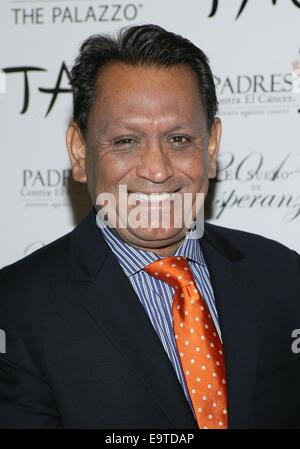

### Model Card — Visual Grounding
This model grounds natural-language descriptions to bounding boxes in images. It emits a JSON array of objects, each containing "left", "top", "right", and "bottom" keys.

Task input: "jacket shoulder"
[
  {"left": 1, "top": 231, "right": 71, "bottom": 278},
  {"left": 0, "top": 229, "right": 72, "bottom": 313},
  {"left": 204, "top": 221, "right": 300, "bottom": 262}
]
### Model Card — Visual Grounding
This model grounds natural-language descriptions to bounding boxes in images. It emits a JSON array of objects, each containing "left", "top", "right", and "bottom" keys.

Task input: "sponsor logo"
[
  {"left": 11, "top": 2, "right": 143, "bottom": 26},
  {"left": 20, "top": 168, "right": 87, "bottom": 209},
  {"left": 2, "top": 62, "right": 71, "bottom": 115},
  {"left": 209, "top": 151, "right": 300, "bottom": 221},
  {"left": 208, "top": 0, "right": 300, "bottom": 20},
  {"left": 215, "top": 66, "right": 300, "bottom": 117}
]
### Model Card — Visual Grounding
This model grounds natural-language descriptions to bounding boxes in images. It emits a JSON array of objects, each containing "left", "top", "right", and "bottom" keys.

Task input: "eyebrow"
[{"left": 102, "top": 124, "right": 203, "bottom": 135}]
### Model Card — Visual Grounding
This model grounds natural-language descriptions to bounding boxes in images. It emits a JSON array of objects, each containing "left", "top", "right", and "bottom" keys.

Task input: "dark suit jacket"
[{"left": 0, "top": 208, "right": 300, "bottom": 429}]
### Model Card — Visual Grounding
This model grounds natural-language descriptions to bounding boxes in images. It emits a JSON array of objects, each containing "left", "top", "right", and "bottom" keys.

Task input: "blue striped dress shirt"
[{"left": 98, "top": 221, "right": 221, "bottom": 416}]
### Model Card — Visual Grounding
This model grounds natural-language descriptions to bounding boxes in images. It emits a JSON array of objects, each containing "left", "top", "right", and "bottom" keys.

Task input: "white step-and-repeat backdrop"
[{"left": 1, "top": 0, "right": 300, "bottom": 267}]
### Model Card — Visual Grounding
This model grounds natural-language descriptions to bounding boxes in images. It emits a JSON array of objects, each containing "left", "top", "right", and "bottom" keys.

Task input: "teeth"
[{"left": 130, "top": 192, "right": 176, "bottom": 202}]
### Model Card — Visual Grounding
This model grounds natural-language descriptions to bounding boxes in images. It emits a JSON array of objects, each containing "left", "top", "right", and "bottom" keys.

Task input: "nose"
[{"left": 136, "top": 143, "right": 174, "bottom": 184}]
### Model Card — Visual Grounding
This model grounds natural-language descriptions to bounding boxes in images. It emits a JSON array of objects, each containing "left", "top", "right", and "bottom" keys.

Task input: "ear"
[
  {"left": 207, "top": 117, "right": 222, "bottom": 179},
  {"left": 66, "top": 122, "right": 87, "bottom": 183}
]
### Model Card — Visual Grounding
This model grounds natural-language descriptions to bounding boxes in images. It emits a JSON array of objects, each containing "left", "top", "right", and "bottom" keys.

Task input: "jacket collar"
[{"left": 69, "top": 207, "right": 243, "bottom": 282}]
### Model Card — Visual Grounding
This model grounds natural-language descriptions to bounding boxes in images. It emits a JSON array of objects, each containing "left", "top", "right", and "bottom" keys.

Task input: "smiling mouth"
[{"left": 128, "top": 191, "right": 181, "bottom": 202}]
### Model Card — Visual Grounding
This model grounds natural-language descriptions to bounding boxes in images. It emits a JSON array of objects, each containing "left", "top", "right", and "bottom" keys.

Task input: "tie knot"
[{"left": 143, "top": 256, "right": 196, "bottom": 289}]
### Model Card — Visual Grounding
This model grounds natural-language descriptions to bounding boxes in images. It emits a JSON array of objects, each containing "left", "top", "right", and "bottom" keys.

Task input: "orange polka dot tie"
[{"left": 143, "top": 256, "right": 228, "bottom": 429}]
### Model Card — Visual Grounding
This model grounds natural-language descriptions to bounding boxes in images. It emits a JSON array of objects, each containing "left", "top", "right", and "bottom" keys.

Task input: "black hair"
[{"left": 69, "top": 24, "right": 218, "bottom": 139}]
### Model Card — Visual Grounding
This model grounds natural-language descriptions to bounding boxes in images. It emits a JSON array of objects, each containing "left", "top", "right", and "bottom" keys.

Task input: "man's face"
[{"left": 67, "top": 63, "right": 221, "bottom": 254}]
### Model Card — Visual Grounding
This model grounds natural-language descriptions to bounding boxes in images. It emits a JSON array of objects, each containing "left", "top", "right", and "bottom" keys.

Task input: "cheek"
[
  {"left": 93, "top": 155, "right": 135, "bottom": 192},
  {"left": 85, "top": 151, "right": 106, "bottom": 195},
  {"left": 180, "top": 153, "right": 209, "bottom": 184}
]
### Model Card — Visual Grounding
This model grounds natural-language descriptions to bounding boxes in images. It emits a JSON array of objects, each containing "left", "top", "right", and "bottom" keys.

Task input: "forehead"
[
  {"left": 96, "top": 62, "right": 200, "bottom": 90},
  {"left": 91, "top": 63, "right": 205, "bottom": 126}
]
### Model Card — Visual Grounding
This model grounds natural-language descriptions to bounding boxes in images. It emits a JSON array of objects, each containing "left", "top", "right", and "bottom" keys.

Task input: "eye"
[
  {"left": 114, "top": 137, "right": 136, "bottom": 145},
  {"left": 170, "top": 135, "right": 191, "bottom": 144}
]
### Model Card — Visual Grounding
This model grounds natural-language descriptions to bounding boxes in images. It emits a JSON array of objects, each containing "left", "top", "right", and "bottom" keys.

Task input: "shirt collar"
[{"left": 98, "top": 218, "right": 207, "bottom": 277}]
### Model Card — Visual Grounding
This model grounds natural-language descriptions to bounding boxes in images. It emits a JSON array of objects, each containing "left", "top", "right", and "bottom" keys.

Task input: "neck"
[{"left": 123, "top": 235, "right": 187, "bottom": 257}]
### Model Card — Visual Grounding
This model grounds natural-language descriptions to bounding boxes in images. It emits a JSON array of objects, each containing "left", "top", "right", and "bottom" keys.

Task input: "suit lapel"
[
  {"left": 201, "top": 224, "right": 260, "bottom": 429},
  {"left": 79, "top": 251, "right": 198, "bottom": 428}
]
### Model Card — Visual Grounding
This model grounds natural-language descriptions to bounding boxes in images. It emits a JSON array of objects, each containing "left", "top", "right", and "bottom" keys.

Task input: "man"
[{"left": 0, "top": 24, "right": 300, "bottom": 429}]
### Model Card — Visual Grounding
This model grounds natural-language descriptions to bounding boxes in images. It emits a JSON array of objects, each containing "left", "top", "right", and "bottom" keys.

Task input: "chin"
[{"left": 122, "top": 225, "right": 186, "bottom": 246}]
